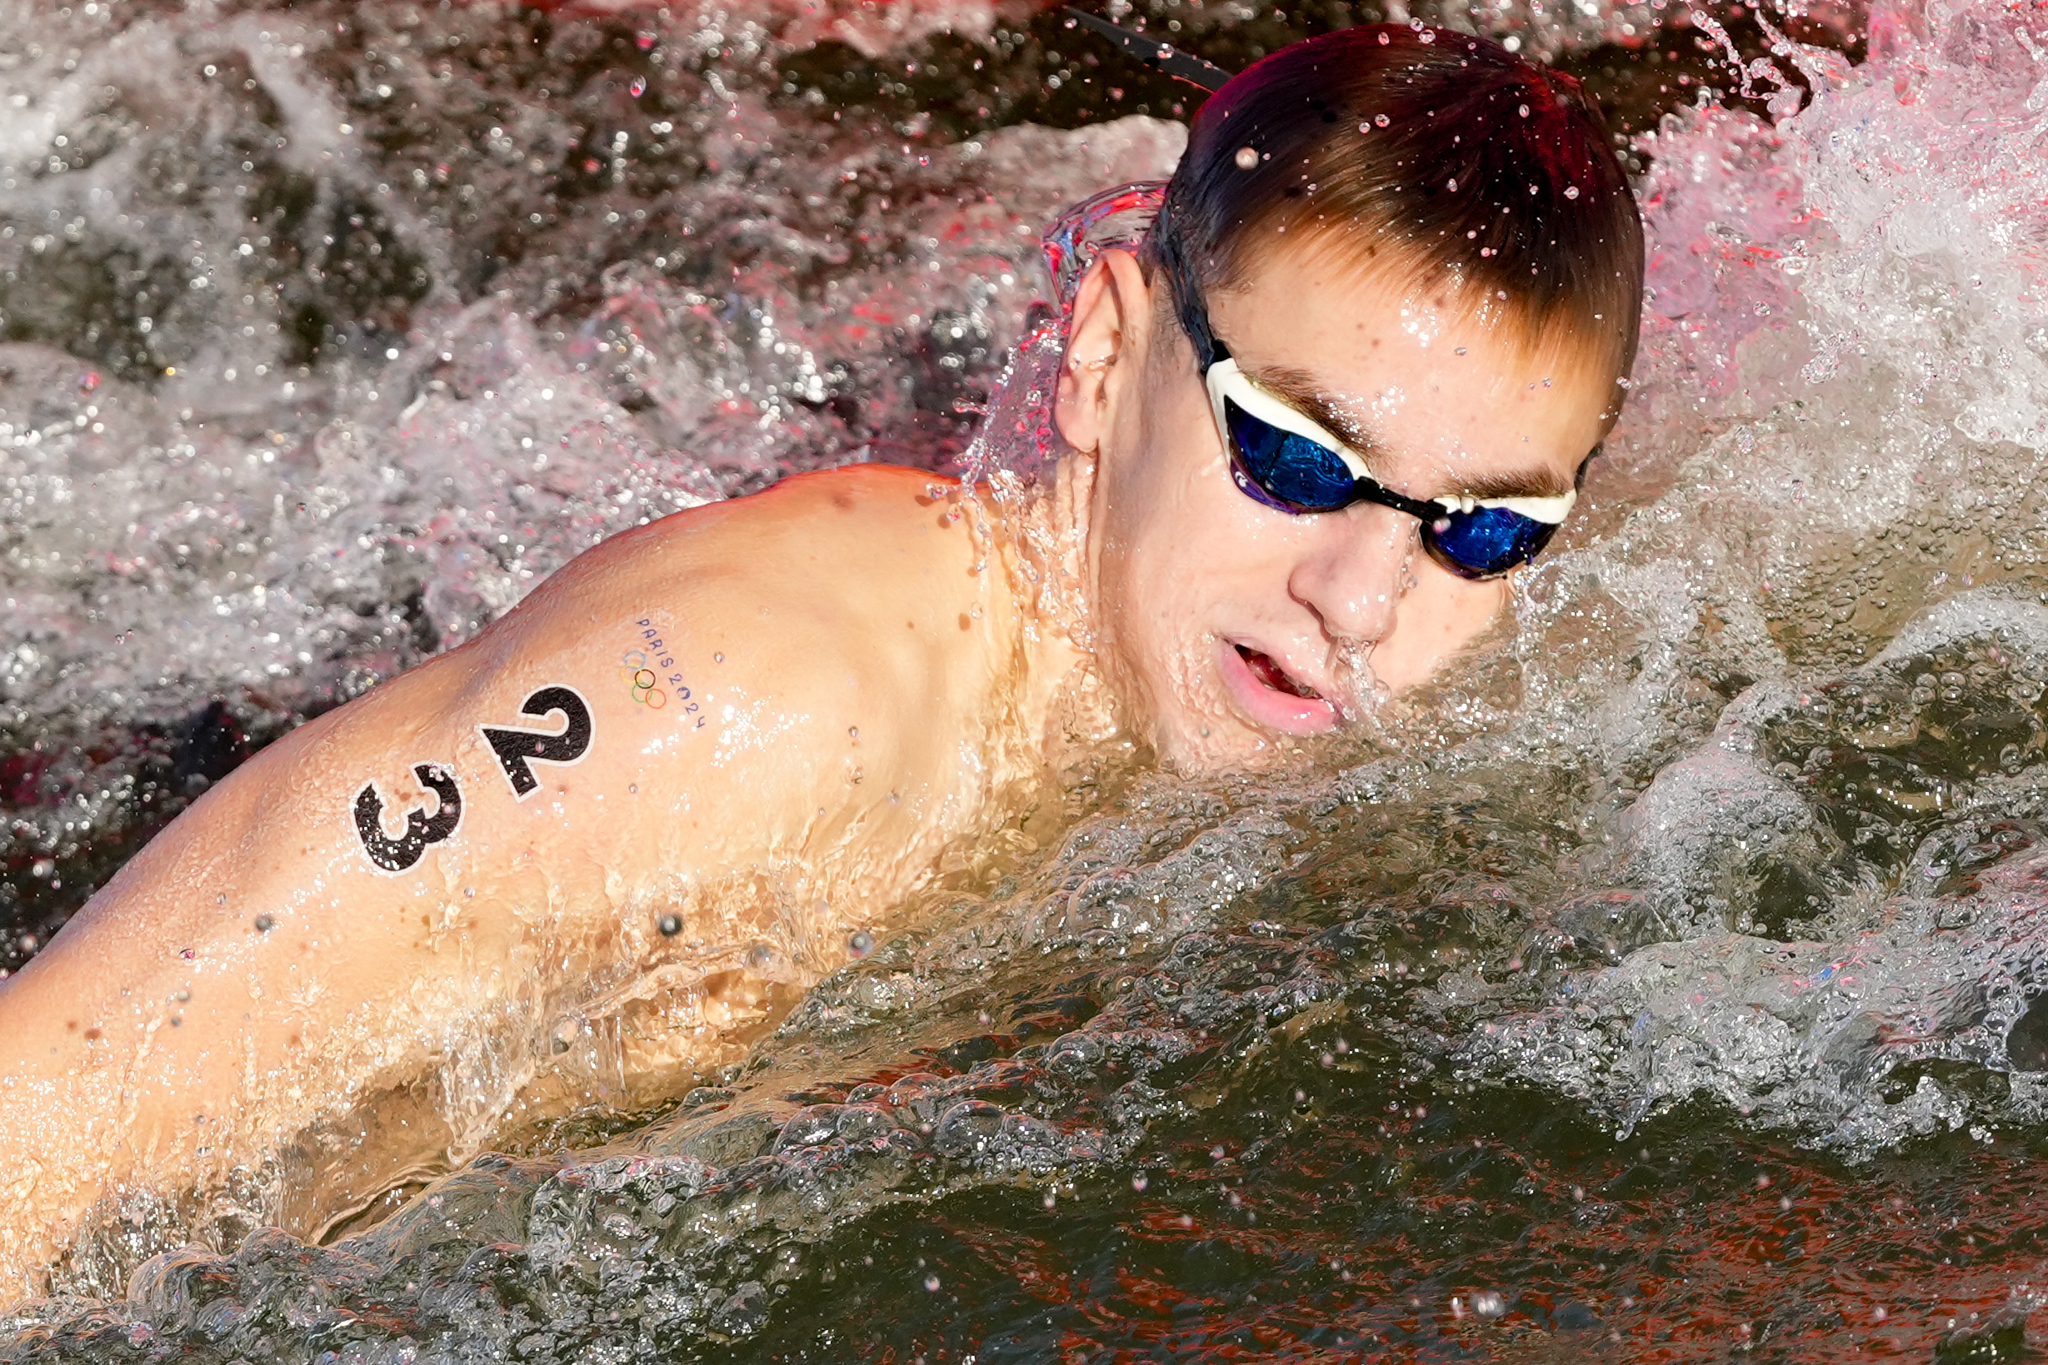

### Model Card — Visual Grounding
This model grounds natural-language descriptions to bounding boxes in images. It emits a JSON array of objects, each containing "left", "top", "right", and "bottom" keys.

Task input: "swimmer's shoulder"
[
  {"left": 453, "top": 464, "right": 999, "bottom": 758},
  {"left": 517, "top": 464, "right": 983, "bottom": 631}
]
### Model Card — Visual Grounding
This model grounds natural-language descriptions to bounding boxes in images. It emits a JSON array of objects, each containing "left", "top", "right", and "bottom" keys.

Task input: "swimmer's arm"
[
  {"left": 0, "top": 577, "right": 812, "bottom": 1088},
  {"left": 0, "top": 649, "right": 521, "bottom": 1137},
  {"left": 0, "top": 466, "right": 971, "bottom": 1277},
  {"left": 0, "top": 660, "right": 494, "bottom": 1279},
  {"left": 1, "top": 466, "right": 950, "bottom": 1072}
]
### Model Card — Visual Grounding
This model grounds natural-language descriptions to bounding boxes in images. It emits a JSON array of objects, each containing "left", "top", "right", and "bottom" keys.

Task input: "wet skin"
[{"left": 0, "top": 240, "right": 1618, "bottom": 1299}]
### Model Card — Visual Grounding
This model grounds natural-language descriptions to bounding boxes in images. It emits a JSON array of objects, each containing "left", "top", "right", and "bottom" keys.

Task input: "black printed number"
[
  {"left": 354, "top": 763, "right": 463, "bottom": 873},
  {"left": 482, "top": 685, "right": 594, "bottom": 799}
]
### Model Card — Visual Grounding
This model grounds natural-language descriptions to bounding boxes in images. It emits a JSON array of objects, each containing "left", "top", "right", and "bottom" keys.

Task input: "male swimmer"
[{"left": 0, "top": 24, "right": 1643, "bottom": 1299}]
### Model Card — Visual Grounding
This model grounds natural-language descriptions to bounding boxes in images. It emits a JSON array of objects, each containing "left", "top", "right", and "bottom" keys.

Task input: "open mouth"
[{"left": 1234, "top": 643, "right": 1322, "bottom": 700}]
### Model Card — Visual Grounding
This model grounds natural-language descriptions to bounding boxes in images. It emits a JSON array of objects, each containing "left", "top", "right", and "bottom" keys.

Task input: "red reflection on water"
[{"left": 901, "top": 1116, "right": 2048, "bottom": 1362}]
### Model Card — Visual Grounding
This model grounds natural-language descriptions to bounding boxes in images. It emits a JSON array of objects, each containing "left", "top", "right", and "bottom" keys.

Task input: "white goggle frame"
[{"left": 1203, "top": 357, "right": 1578, "bottom": 525}]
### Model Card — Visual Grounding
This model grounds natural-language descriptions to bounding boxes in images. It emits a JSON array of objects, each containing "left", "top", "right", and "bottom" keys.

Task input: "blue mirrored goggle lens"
[
  {"left": 1222, "top": 393, "right": 1561, "bottom": 579},
  {"left": 1422, "top": 504, "right": 1558, "bottom": 579},
  {"left": 1223, "top": 398, "right": 1357, "bottom": 512}
]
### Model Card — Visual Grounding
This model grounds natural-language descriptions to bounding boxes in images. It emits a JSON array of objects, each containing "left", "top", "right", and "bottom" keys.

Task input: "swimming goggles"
[{"left": 1153, "top": 216, "right": 1579, "bottom": 581}]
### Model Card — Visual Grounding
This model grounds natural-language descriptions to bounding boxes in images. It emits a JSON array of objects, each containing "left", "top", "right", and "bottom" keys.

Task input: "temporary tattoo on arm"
[
  {"left": 481, "top": 685, "right": 595, "bottom": 799},
  {"left": 625, "top": 619, "right": 706, "bottom": 729},
  {"left": 354, "top": 763, "right": 464, "bottom": 873}
]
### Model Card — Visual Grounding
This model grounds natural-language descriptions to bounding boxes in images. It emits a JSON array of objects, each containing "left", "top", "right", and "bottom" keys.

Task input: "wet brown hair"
[{"left": 1149, "top": 23, "right": 1643, "bottom": 383}]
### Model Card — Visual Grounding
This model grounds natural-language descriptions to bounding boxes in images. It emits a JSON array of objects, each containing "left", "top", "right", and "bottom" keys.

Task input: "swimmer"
[{"left": 0, "top": 23, "right": 1642, "bottom": 1300}]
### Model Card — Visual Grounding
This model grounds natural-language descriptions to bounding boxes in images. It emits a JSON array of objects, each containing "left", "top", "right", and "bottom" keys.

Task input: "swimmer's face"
[{"left": 1055, "top": 241, "right": 1618, "bottom": 770}]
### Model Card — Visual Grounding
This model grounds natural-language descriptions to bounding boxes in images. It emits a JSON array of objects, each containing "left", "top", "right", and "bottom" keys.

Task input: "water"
[{"left": 8, "top": 0, "right": 2048, "bottom": 1357}]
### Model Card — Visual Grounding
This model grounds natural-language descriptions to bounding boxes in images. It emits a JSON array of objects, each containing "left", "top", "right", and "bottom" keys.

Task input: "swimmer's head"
[
  {"left": 1054, "top": 25, "right": 1642, "bottom": 770},
  {"left": 1154, "top": 23, "right": 1643, "bottom": 399}
]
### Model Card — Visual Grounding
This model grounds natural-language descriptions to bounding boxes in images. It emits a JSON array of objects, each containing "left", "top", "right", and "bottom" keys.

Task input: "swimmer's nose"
[{"left": 1286, "top": 503, "right": 1414, "bottom": 648}]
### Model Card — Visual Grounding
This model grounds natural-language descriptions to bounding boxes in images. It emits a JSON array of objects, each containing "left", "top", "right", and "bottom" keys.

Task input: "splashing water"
[{"left": 13, "top": 0, "right": 2048, "bottom": 1358}]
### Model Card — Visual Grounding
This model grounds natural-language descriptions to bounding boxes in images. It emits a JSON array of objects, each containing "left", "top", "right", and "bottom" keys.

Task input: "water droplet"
[
  {"left": 1564, "top": 185, "right": 1581, "bottom": 199},
  {"left": 849, "top": 930, "right": 874, "bottom": 957},
  {"left": 1131, "top": 1173, "right": 1148, "bottom": 1191},
  {"left": 923, "top": 1272, "right": 941, "bottom": 1292},
  {"left": 1473, "top": 1291, "right": 1506, "bottom": 1318},
  {"left": 658, "top": 914, "right": 682, "bottom": 936},
  {"left": 629, "top": 76, "right": 647, "bottom": 97},
  {"left": 254, "top": 914, "right": 274, "bottom": 932},
  {"left": 1234, "top": 146, "right": 1259, "bottom": 170},
  {"left": 1518, "top": 103, "right": 1530, "bottom": 117},
  {"left": 713, "top": 652, "right": 725, "bottom": 663},
  {"left": 1375, "top": 113, "right": 1391, "bottom": 128}
]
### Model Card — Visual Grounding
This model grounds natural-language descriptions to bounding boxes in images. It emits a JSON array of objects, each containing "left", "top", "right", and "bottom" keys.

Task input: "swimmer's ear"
[{"left": 1054, "top": 248, "right": 1153, "bottom": 457}]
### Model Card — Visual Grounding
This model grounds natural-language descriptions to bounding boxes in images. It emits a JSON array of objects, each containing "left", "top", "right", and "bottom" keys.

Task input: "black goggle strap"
[
  {"left": 1351, "top": 468, "right": 1450, "bottom": 525},
  {"left": 1152, "top": 201, "right": 1229, "bottom": 372},
  {"left": 1062, "top": 8, "right": 1234, "bottom": 92}
]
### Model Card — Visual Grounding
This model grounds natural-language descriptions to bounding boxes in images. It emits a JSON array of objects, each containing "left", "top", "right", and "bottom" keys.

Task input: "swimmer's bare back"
[{"left": 0, "top": 465, "right": 1080, "bottom": 1299}]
